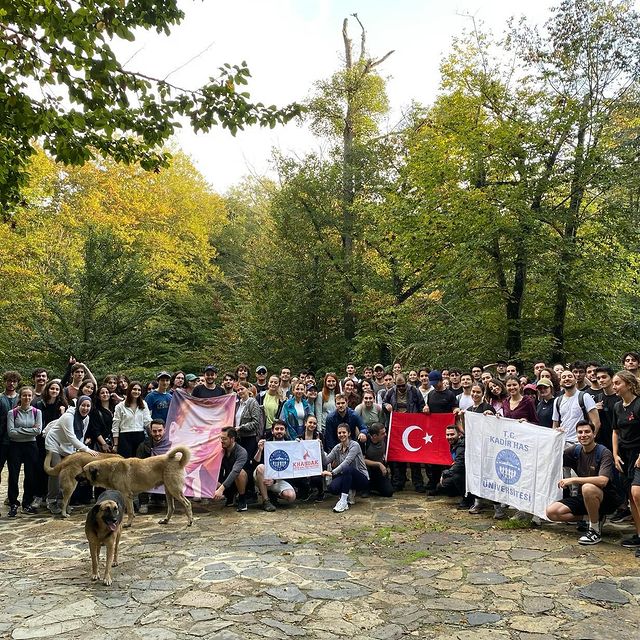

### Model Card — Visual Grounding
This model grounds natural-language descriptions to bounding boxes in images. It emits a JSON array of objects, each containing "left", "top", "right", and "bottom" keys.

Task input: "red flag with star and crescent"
[{"left": 386, "top": 412, "right": 454, "bottom": 465}]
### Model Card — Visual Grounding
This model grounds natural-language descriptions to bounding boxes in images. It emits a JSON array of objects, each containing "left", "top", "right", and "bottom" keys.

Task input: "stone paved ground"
[{"left": 1, "top": 490, "right": 639, "bottom": 640}]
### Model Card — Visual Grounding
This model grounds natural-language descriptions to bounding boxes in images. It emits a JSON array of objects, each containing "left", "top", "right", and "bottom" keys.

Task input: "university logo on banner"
[
  {"left": 150, "top": 389, "right": 235, "bottom": 499},
  {"left": 264, "top": 440, "right": 323, "bottom": 480},
  {"left": 464, "top": 412, "right": 564, "bottom": 520},
  {"left": 386, "top": 413, "right": 454, "bottom": 465}
]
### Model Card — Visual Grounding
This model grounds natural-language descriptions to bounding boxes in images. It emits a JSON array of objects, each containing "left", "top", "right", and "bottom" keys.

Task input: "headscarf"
[{"left": 74, "top": 395, "right": 92, "bottom": 439}]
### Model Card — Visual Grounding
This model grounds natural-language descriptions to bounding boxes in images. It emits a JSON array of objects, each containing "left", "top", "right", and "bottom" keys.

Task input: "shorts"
[
  {"left": 560, "top": 491, "right": 619, "bottom": 517},
  {"left": 620, "top": 449, "right": 640, "bottom": 492},
  {"left": 253, "top": 467, "right": 294, "bottom": 496},
  {"left": 632, "top": 467, "right": 640, "bottom": 488}
]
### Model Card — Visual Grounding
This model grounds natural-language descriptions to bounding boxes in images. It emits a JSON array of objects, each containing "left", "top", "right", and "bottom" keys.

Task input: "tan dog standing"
[
  {"left": 44, "top": 450, "right": 121, "bottom": 517},
  {"left": 85, "top": 489, "right": 125, "bottom": 586},
  {"left": 81, "top": 445, "right": 193, "bottom": 527}
]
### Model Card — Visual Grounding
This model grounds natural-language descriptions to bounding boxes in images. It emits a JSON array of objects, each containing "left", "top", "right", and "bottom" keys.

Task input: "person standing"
[
  {"left": 7, "top": 386, "right": 42, "bottom": 516},
  {"left": 611, "top": 371, "right": 640, "bottom": 551},
  {"left": 112, "top": 382, "right": 151, "bottom": 458},
  {"left": 145, "top": 372, "right": 173, "bottom": 422},
  {"left": 192, "top": 365, "right": 225, "bottom": 398},
  {"left": 0, "top": 371, "right": 21, "bottom": 501}
]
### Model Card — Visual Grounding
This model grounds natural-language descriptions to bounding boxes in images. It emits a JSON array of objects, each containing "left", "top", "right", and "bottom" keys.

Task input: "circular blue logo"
[
  {"left": 495, "top": 449, "right": 521, "bottom": 485},
  {"left": 269, "top": 449, "right": 290, "bottom": 472}
]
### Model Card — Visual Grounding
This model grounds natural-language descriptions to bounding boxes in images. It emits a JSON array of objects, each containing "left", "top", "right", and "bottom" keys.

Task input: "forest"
[{"left": 1, "top": 0, "right": 639, "bottom": 378}]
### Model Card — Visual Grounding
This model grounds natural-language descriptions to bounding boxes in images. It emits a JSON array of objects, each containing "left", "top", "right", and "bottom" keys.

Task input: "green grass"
[{"left": 398, "top": 550, "right": 431, "bottom": 565}]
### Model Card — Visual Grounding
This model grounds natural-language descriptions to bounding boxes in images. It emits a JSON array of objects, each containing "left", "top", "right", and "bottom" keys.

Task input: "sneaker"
[
  {"left": 31, "top": 497, "right": 43, "bottom": 509},
  {"left": 333, "top": 498, "right": 349, "bottom": 513},
  {"left": 263, "top": 500, "right": 276, "bottom": 512},
  {"left": 493, "top": 505, "right": 507, "bottom": 520},
  {"left": 138, "top": 504, "right": 148, "bottom": 514},
  {"left": 620, "top": 534, "right": 640, "bottom": 548},
  {"left": 457, "top": 498, "right": 473, "bottom": 510},
  {"left": 468, "top": 503, "right": 483, "bottom": 515},
  {"left": 576, "top": 520, "right": 588, "bottom": 532},
  {"left": 610, "top": 508, "right": 632, "bottom": 523},
  {"left": 48, "top": 502, "right": 62, "bottom": 515},
  {"left": 236, "top": 497, "right": 248, "bottom": 512},
  {"left": 22, "top": 505, "right": 37, "bottom": 515},
  {"left": 347, "top": 490, "right": 356, "bottom": 505},
  {"left": 579, "top": 528, "right": 602, "bottom": 545},
  {"left": 8, "top": 505, "right": 18, "bottom": 517},
  {"left": 314, "top": 492, "right": 325, "bottom": 503}
]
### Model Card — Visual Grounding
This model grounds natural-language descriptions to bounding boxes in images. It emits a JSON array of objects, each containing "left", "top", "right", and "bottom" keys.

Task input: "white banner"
[
  {"left": 464, "top": 412, "right": 564, "bottom": 520},
  {"left": 264, "top": 440, "right": 323, "bottom": 479}
]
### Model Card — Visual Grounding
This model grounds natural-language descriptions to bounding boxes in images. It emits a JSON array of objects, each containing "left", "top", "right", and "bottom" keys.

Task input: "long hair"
[
  {"left": 614, "top": 370, "right": 640, "bottom": 397},
  {"left": 95, "top": 385, "right": 116, "bottom": 412},
  {"left": 539, "top": 368, "right": 560, "bottom": 394},
  {"left": 485, "top": 378, "right": 507, "bottom": 403},
  {"left": 125, "top": 380, "right": 146, "bottom": 410},
  {"left": 322, "top": 373, "right": 338, "bottom": 403},
  {"left": 42, "top": 379, "right": 69, "bottom": 409}
]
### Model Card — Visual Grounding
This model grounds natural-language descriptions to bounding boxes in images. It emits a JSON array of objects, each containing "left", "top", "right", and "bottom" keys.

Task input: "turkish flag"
[{"left": 386, "top": 412, "right": 454, "bottom": 465}]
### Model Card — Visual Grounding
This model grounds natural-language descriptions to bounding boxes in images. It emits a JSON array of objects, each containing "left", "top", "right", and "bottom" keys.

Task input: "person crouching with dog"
[
  {"left": 44, "top": 395, "right": 99, "bottom": 514},
  {"left": 136, "top": 418, "right": 171, "bottom": 514}
]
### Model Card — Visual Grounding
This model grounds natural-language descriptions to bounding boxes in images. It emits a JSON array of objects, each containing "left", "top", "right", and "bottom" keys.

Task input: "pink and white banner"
[{"left": 151, "top": 389, "right": 235, "bottom": 498}]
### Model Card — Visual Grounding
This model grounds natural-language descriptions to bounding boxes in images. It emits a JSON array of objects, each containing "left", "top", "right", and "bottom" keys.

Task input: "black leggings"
[
  {"left": 117, "top": 431, "right": 145, "bottom": 458},
  {"left": 328, "top": 466, "right": 370, "bottom": 495}
]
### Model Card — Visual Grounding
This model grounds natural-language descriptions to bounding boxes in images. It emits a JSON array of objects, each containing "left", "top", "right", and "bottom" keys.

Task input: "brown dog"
[
  {"left": 85, "top": 489, "right": 124, "bottom": 586},
  {"left": 81, "top": 446, "right": 193, "bottom": 527},
  {"left": 44, "top": 450, "right": 121, "bottom": 517}
]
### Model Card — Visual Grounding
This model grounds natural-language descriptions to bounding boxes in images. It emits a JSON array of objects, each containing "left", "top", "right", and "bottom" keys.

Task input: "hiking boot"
[
  {"left": 48, "top": 501, "right": 62, "bottom": 515},
  {"left": 493, "top": 505, "right": 507, "bottom": 520},
  {"left": 263, "top": 500, "right": 276, "bottom": 512}
]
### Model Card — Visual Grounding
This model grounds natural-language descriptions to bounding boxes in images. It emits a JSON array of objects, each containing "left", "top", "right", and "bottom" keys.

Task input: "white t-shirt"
[
  {"left": 551, "top": 391, "right": 596, "bottom": 443},
  {"left": 294, "top": 401, "right": 305, "bottom": 426},
  {"left": 458, "top": 393, "right": 474, "bottom": 411}
]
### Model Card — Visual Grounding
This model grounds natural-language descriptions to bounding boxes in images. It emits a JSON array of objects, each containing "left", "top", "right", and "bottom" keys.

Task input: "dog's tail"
[
  {"left": 43, "top": 450, "right": 61, "bottom": 476},
  {"left": 166, "top": 445, "right": 191, "bottom": 468}
]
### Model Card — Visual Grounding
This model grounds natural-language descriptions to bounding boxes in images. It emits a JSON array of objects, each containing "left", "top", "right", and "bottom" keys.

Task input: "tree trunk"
[{"left": 550, "top": 100, "right": 588, "bottom": 363}]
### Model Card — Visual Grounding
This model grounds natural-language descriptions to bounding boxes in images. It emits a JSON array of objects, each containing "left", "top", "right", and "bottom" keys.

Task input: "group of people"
[{"left": 1, "top": 354, "right": 639, "bottom": 558}]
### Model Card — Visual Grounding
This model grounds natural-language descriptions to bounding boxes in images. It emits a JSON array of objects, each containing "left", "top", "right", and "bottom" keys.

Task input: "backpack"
[
  {"left": 12, "top": 406, "right": 38, "bottom": 421},
  {"left": 571, "top": 443, "right": 606, "bottom": 469},
  {"left": 554, "top": 391, "right": 589, "bottom": 423}
]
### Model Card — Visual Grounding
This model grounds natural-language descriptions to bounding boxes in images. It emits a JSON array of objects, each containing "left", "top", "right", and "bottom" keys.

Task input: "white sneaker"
[
  {"left": 333, "top": 498, "right": 349, "bottom": 513},
  {"left": 347, "top": 490, "right": 356, "bottom": 505}
]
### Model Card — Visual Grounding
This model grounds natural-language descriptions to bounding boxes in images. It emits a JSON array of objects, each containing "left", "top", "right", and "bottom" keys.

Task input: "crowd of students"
[{"left": 1, "top": 354, "right": 639, "bottom": 558}]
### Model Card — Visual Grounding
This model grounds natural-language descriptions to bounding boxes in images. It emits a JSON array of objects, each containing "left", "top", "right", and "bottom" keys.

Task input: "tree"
[
  {"left": 0, "top": 1, "right": 302, "bottom": 218},
  {"left": 511, "top": 0, "right": 640, "bottom": 361},
  {"left": 307, "top": 14, "right": 393, "bottom": 342}
]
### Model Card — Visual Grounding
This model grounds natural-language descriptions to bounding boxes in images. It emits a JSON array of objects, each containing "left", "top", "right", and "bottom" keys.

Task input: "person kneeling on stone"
[
  {"left": 253, "top": 419, "right": 297, "bottom": 512},
  {"left": 431, "top": 425, "right": 466, "bottom": 500},
  {"left": 322, "top": 423, "right": 370, "bottom": 513},
  {"left": 546, "top": 420, "right": 620, "bottom": 545},
  {"left": 213, "top": 427, "right": 249, "bottom": 512}
]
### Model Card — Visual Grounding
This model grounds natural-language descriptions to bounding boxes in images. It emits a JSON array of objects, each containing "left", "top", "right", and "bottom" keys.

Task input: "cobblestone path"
[{"left": 1, "top": 492, "right": 639, "bottom": 639}]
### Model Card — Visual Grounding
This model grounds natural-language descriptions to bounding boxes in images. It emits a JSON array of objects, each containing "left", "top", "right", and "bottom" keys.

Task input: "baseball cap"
[
  {"left": 156, "top": 371, "right": 171, "bottom": 380},
  {"left": 256, "top": 365, "right": 267, "bottom": 374},
  {"left": 185, "top": 374, "right": 198, "bottom": 382},
  {"left": 536, "top": 379, "right": 552, "bottom": 388},
  {"left": 373, "top": 363, "right": 384, "bottom": 371},
  {"left": 204, "top": 365, "right": 218, "bottom": 373},
  {"left": 523, "top": 383, "right": 538, "bottom": 393},
  {"left": 428, "top": 370, "right": 443, "bottom": 383}
]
